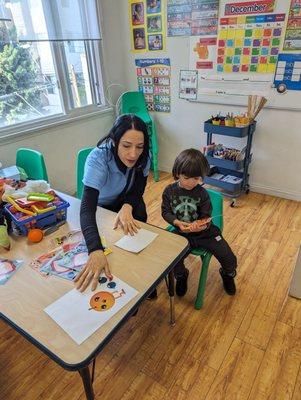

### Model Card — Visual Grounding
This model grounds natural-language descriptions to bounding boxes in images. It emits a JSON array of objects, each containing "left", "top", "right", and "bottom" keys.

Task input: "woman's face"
[{"left": 117, "top": 129, "right": 144, "bottom": 168}]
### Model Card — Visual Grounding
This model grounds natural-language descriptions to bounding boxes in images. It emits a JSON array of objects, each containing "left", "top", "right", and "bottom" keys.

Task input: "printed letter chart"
[{"left": 217, "top": 14, "right": 286, "bottom": 73}]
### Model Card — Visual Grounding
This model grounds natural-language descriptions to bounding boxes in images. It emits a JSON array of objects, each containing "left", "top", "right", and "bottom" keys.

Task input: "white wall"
[
  {"left": 0, "top": 112, "right": 114, "bottom": 194},
  {"left": 116, "top": 1, "right": 301, "bottom": 201}
]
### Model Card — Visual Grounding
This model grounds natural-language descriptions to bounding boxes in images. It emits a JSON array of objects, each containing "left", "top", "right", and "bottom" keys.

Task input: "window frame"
[{"left": 0, "top": 6, "right": 108, "bottom": 139}]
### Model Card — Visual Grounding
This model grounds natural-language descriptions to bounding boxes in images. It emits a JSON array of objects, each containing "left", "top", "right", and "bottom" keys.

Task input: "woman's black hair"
[
  {"left": 172, "top": 148, "right": 210, "bottom": 180},
  {"left": 97, "top": 114, "right": 150, "bottom": 170}
]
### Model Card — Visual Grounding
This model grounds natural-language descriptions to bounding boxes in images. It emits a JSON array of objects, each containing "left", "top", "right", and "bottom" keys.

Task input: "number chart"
[{"left": 217, "top": 13, "right": 286, "bottom": 73}]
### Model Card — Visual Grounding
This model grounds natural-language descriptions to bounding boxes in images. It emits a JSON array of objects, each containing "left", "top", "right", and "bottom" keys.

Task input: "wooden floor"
[{"left": 1, "top": 171, "right": 301, "bottom": 400}]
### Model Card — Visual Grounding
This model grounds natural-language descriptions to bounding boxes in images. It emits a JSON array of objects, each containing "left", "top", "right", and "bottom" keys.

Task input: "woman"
[{"left": 74, "top": 114, "right": 150, "bottom": 292}]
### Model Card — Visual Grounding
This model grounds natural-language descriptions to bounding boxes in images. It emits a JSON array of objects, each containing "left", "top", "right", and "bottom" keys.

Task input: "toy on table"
[{"left": 4, "top": 190, "right": 70, "bottom": 236}]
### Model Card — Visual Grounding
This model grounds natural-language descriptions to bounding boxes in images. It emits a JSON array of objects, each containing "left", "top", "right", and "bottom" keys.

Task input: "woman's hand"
[
  {"left": 113, "top": 203, "right": 140, "bottom": 235},
  {"left": 74, "top": 250, "right": 112, "bottom": 292}
]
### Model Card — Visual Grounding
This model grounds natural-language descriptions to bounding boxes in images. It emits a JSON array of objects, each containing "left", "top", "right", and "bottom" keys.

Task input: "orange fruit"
[{"left": 27, "top": 228, "right": 44, "bottom": 243}]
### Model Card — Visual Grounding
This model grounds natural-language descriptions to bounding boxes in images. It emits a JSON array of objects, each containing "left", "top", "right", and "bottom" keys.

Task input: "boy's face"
[{"left": 178, "top": 174, "right": 202, "bottom": 190}]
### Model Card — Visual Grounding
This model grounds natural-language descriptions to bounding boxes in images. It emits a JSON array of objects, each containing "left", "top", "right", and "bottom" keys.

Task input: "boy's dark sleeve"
[
  {"left": 80, "top": 185, "right": 104, "bottom": 254},
  {"left": 161, "top": 186, "right": 177, "bottom": 225},
  {"left": 198, "top": 189, "right": 212, "bottom": 218},
  {"left": 124, "top": 170, "right": 147, "bottom": 209}
]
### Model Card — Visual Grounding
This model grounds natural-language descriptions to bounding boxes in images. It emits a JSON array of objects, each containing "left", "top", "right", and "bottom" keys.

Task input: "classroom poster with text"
[
  {"left": 284, "top": 0, "right": 301, "bottom": 51},
  {"left": 135, "top": 58, "right": 171, "bottom": 112}
]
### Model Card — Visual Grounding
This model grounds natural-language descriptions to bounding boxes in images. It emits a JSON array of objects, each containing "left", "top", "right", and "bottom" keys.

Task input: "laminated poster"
[
  {"left": 167, "top": 0, "right": 220, "bottom": 37},
  {"left": 284, "top": 0, "right": 301, "bottom": 51},
  {"left": 129, "top": 0, "right": 166, "bottom": 52},
  {"left": 135, "top": 58, "right": 171, "bottom": 112}
]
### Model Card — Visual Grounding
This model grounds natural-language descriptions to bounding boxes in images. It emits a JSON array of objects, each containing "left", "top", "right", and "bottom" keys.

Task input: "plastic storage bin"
[
  {"left": 204, "top": 167, "right": 244, "bottom": 193},
  {"left": 204, "top": 120, "right": 256, "bottom": 138},
  {"left": 5, "top": 194, "right": 70, "bottom": 235},
  {"left": 206, "top": 150, "right": 251, "bottom": 171}
]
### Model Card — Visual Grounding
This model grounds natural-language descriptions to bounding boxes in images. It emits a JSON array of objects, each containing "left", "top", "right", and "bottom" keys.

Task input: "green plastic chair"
[
  {"left": 76, "top": 147, "right": 93, "bottom": 199},
  {"left": 167, "top": 188, "right": 223, "bottom": 310},
  {"left": 16, "top": 148, "right": 49, "bottom": 181},
  {"left": 120, "top": 91, "right": 159, "bottom": 182}
]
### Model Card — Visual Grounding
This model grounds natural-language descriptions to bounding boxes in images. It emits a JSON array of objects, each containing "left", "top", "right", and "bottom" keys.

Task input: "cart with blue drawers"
[{"left": 203, "top": 119, "right": 256, "bottom": 207}]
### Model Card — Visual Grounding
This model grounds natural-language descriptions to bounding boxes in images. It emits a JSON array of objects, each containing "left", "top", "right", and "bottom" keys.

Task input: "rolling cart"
[{"left": 203, "top": 119, "right": 256, "bottom": 207}]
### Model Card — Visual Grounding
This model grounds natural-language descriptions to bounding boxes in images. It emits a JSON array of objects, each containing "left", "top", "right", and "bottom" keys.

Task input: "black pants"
[
  {"left": 101, "top": 199, "right": 147, "bottom": 223},
  {"left": 174, "top": 224, "right": 237, "bottom": 278}
]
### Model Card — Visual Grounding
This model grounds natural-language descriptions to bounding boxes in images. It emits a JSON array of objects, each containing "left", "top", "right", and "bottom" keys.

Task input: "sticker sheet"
[{"left": 135, "top": 58, "right": 171, "bottom": 112}]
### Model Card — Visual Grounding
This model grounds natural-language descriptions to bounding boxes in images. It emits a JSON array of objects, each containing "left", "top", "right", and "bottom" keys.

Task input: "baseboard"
[{"left": 250, "top": 184, "right": 301, "bottom": 202}]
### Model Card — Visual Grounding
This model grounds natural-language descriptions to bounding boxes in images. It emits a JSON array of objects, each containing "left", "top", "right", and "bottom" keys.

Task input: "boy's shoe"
[
  {"left": 219, "top": 268, "right": 236, "bottom": 295},
  {"left": 176, "top": 268, "right": 189, "bottom": 297},
  {"left": 147, "top": 288, "right": 158, "bottom": 300}
]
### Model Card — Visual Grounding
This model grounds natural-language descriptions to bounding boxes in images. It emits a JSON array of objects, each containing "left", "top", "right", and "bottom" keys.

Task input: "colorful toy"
[{"left": 27, "top": 229, "right": 44, "bottom": 243}]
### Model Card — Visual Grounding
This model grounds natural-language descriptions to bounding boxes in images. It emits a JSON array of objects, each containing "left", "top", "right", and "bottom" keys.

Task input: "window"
[{"left": 0, "top": 0, "right": 105, "bottom": 131}]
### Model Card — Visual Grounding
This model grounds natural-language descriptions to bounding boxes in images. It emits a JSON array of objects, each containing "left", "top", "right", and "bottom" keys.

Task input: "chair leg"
[
  {"left": 149, "top": 120, "right": 159, "bottom": 182},
  {"left": 194, "top": 253, "right": 212, "bottom": 310}
]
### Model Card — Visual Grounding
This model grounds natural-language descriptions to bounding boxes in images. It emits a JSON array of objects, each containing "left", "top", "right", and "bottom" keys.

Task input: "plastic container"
[
  {"left": 4, "top": 194, "right": 70, "bottom": 235},
  {"left": 204, "top": 167, "right": 244, "bottom": 193},
  {"left": 206, "top": 151, "right": 252, "bottom": 171},
  {"left": 204, "top": 119, "right": 256, "bottom": 138}
]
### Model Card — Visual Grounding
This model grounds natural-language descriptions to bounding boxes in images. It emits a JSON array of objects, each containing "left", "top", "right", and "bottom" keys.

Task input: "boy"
[{"left": 161, "top": 148, "right": 237, "bottom": 297}]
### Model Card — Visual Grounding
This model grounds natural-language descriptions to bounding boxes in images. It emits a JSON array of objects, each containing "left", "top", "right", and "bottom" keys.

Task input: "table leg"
[
  {"left": 79, "top": 365, "right": 94, "bottom": 400},
  {"left": 168, "top": 270, "right": 176, "bottom": 326}
]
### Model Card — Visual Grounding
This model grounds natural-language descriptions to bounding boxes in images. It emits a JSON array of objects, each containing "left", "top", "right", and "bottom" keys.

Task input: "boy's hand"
[{"left": 174, "top": 219, "right": 191, "bottom": 232}]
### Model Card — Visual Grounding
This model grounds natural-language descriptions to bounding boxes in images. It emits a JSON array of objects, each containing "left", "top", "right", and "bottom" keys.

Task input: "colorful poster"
[
  {"left": 190, "top": 37, "right": 217, "bottom": 70},
  {"left": 225, "top": 0, "right": 275, "bottom": 16},
  {"left": 179, "top": 70, "right": 198, "bottom": 99},
  {"left": 274, "top": 54, "right": 301, "bottom": 91},
  {"left": 167, "top": 0, "right": 220, "bottom": 37},
  {"left": 129, "top": 0, "right": 166, "bottom": 52},
  {"left": 135, "top": 58, "right": 171, "bottom": 112},
  {"left": 217, "top": 13, "right": 285, "bottom": 73},
  {"left": 284, "top": 0, "right": 301, "bottom": 50}
]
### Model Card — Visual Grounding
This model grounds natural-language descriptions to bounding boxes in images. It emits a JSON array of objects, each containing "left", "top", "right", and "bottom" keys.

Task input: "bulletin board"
[{"left": 190, "top": 0, "right": 301, "bottom": 111}]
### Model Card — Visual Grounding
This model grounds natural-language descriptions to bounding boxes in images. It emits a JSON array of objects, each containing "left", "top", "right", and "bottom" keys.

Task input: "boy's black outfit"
[{"left": 162, "top": 182, "right": 237, "bottom": 295}]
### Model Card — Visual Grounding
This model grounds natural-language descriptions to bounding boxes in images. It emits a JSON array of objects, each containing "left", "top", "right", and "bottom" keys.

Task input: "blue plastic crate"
[
  {"left": 206, "top": 152, "right": 245, "bottom": 171},
  {"left": 204, "top": 167, "right": 244, "bottom": 193},
  {"left": 4, "top": 194, "right": 70, "bottom": 235}
]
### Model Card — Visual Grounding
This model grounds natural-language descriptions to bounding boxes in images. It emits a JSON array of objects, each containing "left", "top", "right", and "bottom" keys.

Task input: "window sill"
[{"left": 0, "top": 106, "right": 114, "bottom": 145}]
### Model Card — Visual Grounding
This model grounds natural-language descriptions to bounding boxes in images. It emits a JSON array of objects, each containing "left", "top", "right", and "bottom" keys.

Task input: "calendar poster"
[
  {"left": 135, "top": 58, "right": 171, "bottom": 112},
  {"left": 217, "top": 13, "right": 286, "bottom": 73}
]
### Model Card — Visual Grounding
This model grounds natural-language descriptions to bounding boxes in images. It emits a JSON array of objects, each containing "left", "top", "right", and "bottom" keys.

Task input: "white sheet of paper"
[
  {"left": 44, "top": 275, "right": 138, "bottom": 345},
  {"left": 114, "top": 228, "right": 158, "bottom": 253}
]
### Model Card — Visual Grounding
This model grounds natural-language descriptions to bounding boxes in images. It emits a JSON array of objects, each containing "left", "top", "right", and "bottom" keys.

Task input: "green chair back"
[
  {"left": 76, "top": 147, "right": 93, "bottom": 199},
  {"left": 206, "top": 188, "right": 223, "bottom": 231},
  {"left": 16, "top": 148, "right": 49, "bottom": 181},
  {"left": 120, "top": 91, "right": 152, "bottom": 124}
]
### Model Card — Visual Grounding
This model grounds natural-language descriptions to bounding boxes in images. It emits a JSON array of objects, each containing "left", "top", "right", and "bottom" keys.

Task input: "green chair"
[
  {"left": 120, "top": 91, "right": 159, "bottom": 182},
  {"left": 76, "top": 147, "right": 93, "bottom": 199},
  {"left": 16, "top": 148, "right": 49, "bottom": 181},
  {"left": 167, "top": 189, "right": 223, "bottom": 310}
]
